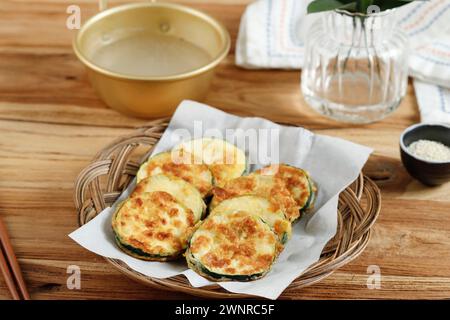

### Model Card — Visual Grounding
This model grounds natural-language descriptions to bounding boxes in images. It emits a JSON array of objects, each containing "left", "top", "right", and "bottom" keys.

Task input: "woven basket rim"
[{"left": 73, "top": 117, "right": 381, "bottom": 299}]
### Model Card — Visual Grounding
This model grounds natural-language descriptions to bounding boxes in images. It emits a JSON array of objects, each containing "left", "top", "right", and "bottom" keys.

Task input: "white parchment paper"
[{"left": 69, "top": 100, "right": 372, "bottom": 299}]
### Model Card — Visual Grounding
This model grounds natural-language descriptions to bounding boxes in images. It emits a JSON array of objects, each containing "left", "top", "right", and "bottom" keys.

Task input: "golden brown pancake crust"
[
  {"left": 187, "top": 211, "right": 277, "bottom": 280},
  {"left": 137, "top": 152, "right": 213, "bottom": 197},
  {"left": 211, "top": 175, "right": 300, "bottom": 222},
  {"left": 254, "top": 164, "right": 314, "bottom": 211},
  {"left": 112, "top": 191, "right": 196, "bottom": 260}
]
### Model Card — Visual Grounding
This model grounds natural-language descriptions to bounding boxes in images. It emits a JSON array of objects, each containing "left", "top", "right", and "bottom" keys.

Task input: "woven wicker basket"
[{"left": 74, "top": 118, "right": 381, "bottom": 299}]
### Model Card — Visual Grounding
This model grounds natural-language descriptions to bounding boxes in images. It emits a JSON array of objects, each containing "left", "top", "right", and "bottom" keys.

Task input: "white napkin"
[
  {"left": 413, "top": 80, "right": 450, "bottom": 124},
  {"left": 69, "top": 100, "right": 372, "bottom": 299},
  {"left": 236, "top": 0, "right": 450, "bottom": 123}
]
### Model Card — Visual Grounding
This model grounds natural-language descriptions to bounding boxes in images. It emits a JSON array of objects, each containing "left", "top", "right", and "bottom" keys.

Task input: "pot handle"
[{"left": 99, "top": 0, "right": 157, "bottom": 11}]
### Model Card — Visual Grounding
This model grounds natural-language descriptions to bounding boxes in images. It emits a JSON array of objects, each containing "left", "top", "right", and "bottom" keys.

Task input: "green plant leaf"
[
  {"left": 307, "top": 0, "right": 348, "bottom": 14},
  {"left": 373, "top": 0, "right": 416, "bottom": 11},
  {"left": 340, "top": 1, "right": 358, "bottom": 11},
  {"left": 358, "top": 0, "right": 373, "bottom": 14},
  {"left": 307, "top": 0, "right": 418, "bottom": 14}
]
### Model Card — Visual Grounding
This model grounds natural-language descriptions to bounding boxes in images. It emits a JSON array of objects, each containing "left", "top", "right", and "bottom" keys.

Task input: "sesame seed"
[{"left": 407, "top": 139, "right": 450, "bottom": 162}]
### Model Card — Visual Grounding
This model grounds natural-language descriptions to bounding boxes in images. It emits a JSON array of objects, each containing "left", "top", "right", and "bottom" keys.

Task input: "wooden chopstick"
[
  {"left": 0, "top": 245, "right": 20, "bottom": 300},
  {"left": 0, "top": 217, "right": 30, "bottom": 300}
]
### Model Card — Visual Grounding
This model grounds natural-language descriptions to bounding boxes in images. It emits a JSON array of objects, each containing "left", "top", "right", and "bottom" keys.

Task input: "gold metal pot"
[{"left": 73, "top": 2, "right": 230, "bottom": 118}]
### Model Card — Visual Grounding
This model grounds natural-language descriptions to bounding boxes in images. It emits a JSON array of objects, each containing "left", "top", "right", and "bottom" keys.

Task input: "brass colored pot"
[{"left": 73, "top": 2, "right": 230, "bottom": 118}]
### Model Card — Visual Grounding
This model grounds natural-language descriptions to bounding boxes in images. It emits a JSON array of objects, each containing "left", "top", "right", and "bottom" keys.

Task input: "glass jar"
[{"left": 301, "top": 9, "right": 409, "bottom": 123}]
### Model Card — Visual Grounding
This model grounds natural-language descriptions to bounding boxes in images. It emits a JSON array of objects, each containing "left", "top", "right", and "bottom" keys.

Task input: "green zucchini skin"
[
  {"left": 114, "top": 234, "right": 179, "bottom": 261},
  {"left": 209, "top": 195, "right": 292, "bottom": 247},
  {"left": 210, "top": 174, "right": 300, "bottom": 222},
  {"left": 186, "top": 211, "right": 278, "bottom": 282},
  {"left": 186, "top": 251, "right": 268, "bottom": 282},
  {"left": 301, "top": 176, "right": 317, "bottom": 213},
  {"left": 112, "top": 190, "right": 197, "bottom": 261},
  {"left": 252, "top": 164, "right": 317, "bottom": 218},
  {"left": 281, "top": 232, "right": 289, "bottom": 245}
]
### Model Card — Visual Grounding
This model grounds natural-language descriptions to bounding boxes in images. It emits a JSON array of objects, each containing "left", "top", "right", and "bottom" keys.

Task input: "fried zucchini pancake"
[
  {"left": 253, "top": 164, "right": 317, "bottom": 213},
  {"left": 136, "top": 152, "right": 213, "bottom": 197},
  {"left": 210, "top": 195, "right": 291, "bottom": 246},
  {"left": 112, "top": 191, "right": 196, "bottom": 261},
  {"left": 132, "top": 174, "right": 206, "bottom": 222},
  {"left": 210, "top": 175, "right": 300, "bottom": 222},
  {"left": 186, "top": 211, "right": 278, "bottom": 281},
  {"left": 173, "top": 138, "right": 246, "bottom": 187}
]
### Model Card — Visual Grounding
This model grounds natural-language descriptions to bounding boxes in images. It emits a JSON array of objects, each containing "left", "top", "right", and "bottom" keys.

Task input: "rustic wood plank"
[{"left": 0, "top": 0, "right": 449, "bottom": 300}]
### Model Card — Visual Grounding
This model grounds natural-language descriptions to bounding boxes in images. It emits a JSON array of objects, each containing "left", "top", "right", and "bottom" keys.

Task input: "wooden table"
[{"left": 0, "top": 0, "right": 449, "bottom": 300}]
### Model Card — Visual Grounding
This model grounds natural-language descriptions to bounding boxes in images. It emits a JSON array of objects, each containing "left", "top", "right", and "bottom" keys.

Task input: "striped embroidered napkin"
[
  {"left": 236, "top": 0, "right": 450, "bottom": 123},
  {"left": 413, "top": 80, "right": 450, "bottom": 123}
]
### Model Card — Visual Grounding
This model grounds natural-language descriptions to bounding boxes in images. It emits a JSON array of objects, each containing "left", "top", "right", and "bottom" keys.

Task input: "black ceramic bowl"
[{"left": 400, "top": 123, "right": 450, "bottom": 186}]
